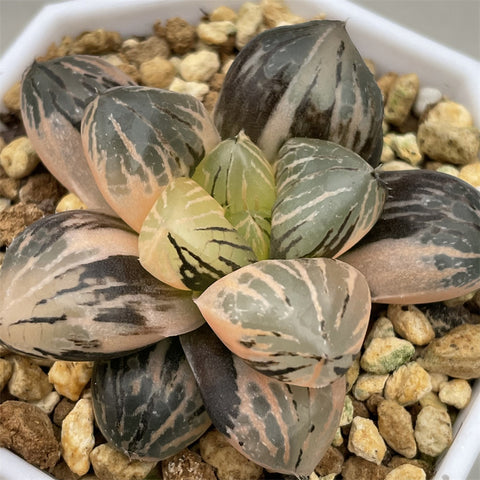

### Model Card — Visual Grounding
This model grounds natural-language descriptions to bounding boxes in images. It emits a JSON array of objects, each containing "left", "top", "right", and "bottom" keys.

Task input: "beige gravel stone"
[
  {"left": 72, "top": 29, "right": 122, "bottom": 55},
  {"left": 384, "top": 361, "right": 432, "bottom": 406},
  {"left": 347, "top": 416, "right": 386, "bottom": 465},
  {"left": 387, "top": 304, "right": 435, "bottom": 346},
  {"left": 56, "top": 192, "right": 87, "bottom": 212},
  {"left": 425, "top": 100, "right": 473, "bottom": 127},
  {"left": 29, "top": 390, "right": 61, "bottom": 415},
  {"left": 139, "top": 56, "right": 176, "bottom": 88},
  {"left": 459, "top": 161, "right": 480, "bottom": 187},
  {"left": 0, "top": 357, "right": 13, "bottom": 391},
  {"left": 122, "top": 35, "right": 170, "bottom": 65},
  {"left": 376, "top": 72, "right": 398, "bottom": 101},
  {"left": 2, "top": 81, "right": 21, "bottom": 112},
  {"left": 200, "top": 429, "right": 263, "bottom": 480},
  {"left": 165, "top": 17, "right": 197, "bottom": 55},
  {"left": 419, "top": 391, "right": 448, "bottom": 411},
  {"left": 377, "top": 399, "right": 416, "bottom": 458},
  {"left": 235, "top": 2, "right": 264, "bottom": 49},
  {"left": 331, "top": 427, "right": 343, "bottom": 447},
  {"left": 61, "top": 398, "right": 95, "bottom": 476},
  {"left": 387, "top": 133, "right": 423, "bottom": 166},
  {"left": 48, "top": 361, "right": 93, "bottom": 401},
  {"left": 197, "top": 21, "right": 237, "bottom": 45},
  {"left": 385, "top": 463, "right": 426, "bottom": 480},
  {"left": 168, "top": 77, "right": 210, "bottom": 100},
  {"left": 210, "top": 5, "right": 238, "bottom": 22},
  {"left": 414, "top": 405, "right": 452, "bottom": 456},
  {"left": 352, "top": 373, "right": 389, "bottom": 401},
  {"left": 162, "top": 448, "right": 216, "bottom": 480},
  {"left": 429, "top": 372, "right": 449, "bottom": 392},
  {"left": 380, "top": 159, "right": 418, "bottom": 171},
  {"left": 438, "top": 379, "right": 472, "bottom": 409},
  {"left": 0, "top": 136, "right": 40, "bottom": 179},
  {"left": 90, "top": 443, "right": 156, "bottom": 480},
  {"left": 384, "top": 73, "right": 419, "bottom": 126},
  {"left": 380, "top": 143, "right": 395, "bottom": 163},
  {"left": 345, "top": 357, "right": 360, "bottom": 392},
  {"left": 436, "top": 164, "right": 460, "bottom": 177},
  {"left": 342, "top": 455, "right": 392, "bottom": 480},
  {"left": 364, "top": 315, "right": 395, "bottom": 347},
  {"left": 180, "top": 50, "right": 220, "bottom": 82},
  {"left": 360, "top": 337, "right": 415, "bottom": 374},
  {"left": 7, "top": 355, "right": 52, "bottom": 401},
  {"left": 339, "top": 394, "right": 354, "bottom": 426},
  {"left": 261, "top": 0, "right": 305, "bottom": 27}
]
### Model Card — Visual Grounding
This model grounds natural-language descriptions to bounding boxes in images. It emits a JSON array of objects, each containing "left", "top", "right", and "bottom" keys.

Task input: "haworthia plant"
[
  {"left": 21, "top": 55, "right": 135, "bottom": 213},
  {"left": 340, "top": 170, "right": 480, "bottom": 303},
  {"left": 214, "top": 20, "right": 383, "bottom": 166},
  {"left": 192, "top": 131, "right": 275, "bottom": 259},
  {"left": 138, "top": 177, "right": 257, "bottom": 292},
  {"left": 181, "top": 324, "right": 346, "bottom": 475},
  {"left": 0, "top": 211, "right": 204, "bottom": 360},
  {"left": 270, "top": 138, "right": 386, "bottom": 259},
  {"left": 81, "top": 86, "right": 220, "bottom": 231},
  {"left": 195, "top": 258, "right": 371, "bottom": 388},
  {"left": 92, "top": 337, "right": 211, "bottom": 460}
]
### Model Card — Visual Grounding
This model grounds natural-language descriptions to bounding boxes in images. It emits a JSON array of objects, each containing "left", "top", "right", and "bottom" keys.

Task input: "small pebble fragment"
[
  {"left": 413, "top": 86, "right": 442, "bottom": 117},
  {"left": 384, "top": 361, "right": 432, "bottom": 405},
  {"left": 380, "top": 143, "right": 395, "bottom": 163},
  {"left": 379, "top": 159, "right": 418, "bottom": 171},
  {"left": 342, "top": 456, "right": 392, "bottom": 480},
  {"left": 122, "top": 35, "right": 170, "bottom": 65},
  {"left": 331, "top": 427, "right": 343, "bottom": 447},
  {"left": 29, "top": 390, "right": 61, "bottom": 415},
  {"left": 315, "top": 446, "right": 344, "bottom": 478},
  {"left": 419, "top": 324, "right": 480, "bottom": 378},
  {"left": 438, "top": 378, "right": 472, "bottom": 409},
  {"left": 429, "top": 372, "right": 449, "bottom": 392},
  {"left": 425, "top": 100, "right": 473, "bottom": 127},
  {"left": 168, "top": 77, "right": 210, "bottom": 100},
  {"left": 235, "top": 2, "right": 264, "bottom": 48},
  {"left": 345, "top": 358, "right": 360, "bottom": 392},
  {"left": 139, "top": 56, "right": 176, "bottom": 88},
  {"left": 0, "top": 176, "right": 20, "bottom": 199},
  {"left": 385, "top": 464, "right": 426, "bottom": 480},
  {"left": 347, "top": 416, "right": 386, "bottom": 465},
  {"left": 339, "top": 395, "right": 354, "bottom": 426},
  {"left": 364, "top": 315, "right": 395, "bottom": 347},
  {"left": 384, "top": 73, "right": 419, "bottom": 126},
  {"left": 459, "top": 161, "right": 480, "bottom": 187},
  {"left": 419, "top": 391, "right": 448, "bottom": 411},
  {"left": 162, "top": 448, "right": 216, "bottom": 480},
  {"left": 360, "top": 337, "right": 415, "bottom": 374},
  {"left": 180, "top": 50, "right": 220, "bottom": 82},
  {"left": 436, "top": 164, "right": 460, "bottom": 177},
  {"left": 0, "top": 357, "right": 13, "bottom": 391},
  {"left": 197, "top": 21, "right": 236, "bottom": 45},
  {"left": 376, "top": 72, "right": 397, "bottom": 101},
  {"left": 72, "top": 29, "right": 122, "bottom": 55},
  {"left": 210, "top": 5, "right": 238, "bottom": 22},
  {"left": 0, "top": 136, "right": 40, "bottom": 179},
  {"left": 165, "top": 17, "right": 197, "bottom": 54},
  {"left": 386, "top": 132, "right": 423, "bottom": 166},
  {"left": 2, "top": 81, "right": 21, "bottom": 112},
  {"left": 7, "top": 355, "right": 52, "bottom": 401},
  {"left": 261, "top": 0, "right": 305, "bottom": 27},
  {"left": 199, "top": 429, "right": 263, "bottom": 480},
  {"left": 61, "top": 398, "right": 95, "bottom": 476},
  {"left": 352, "top": 373, "right": 389, "bottom": 401},
  {"left": 414, "top": 405, "right": 452, "bottom": 456},
  {"left": 377, "top": 399, "right": 416, "bottom": 458},
  {"left": 387, "top": 304, "right": 435, "bottom": 345},
  {"left": 56, "top": 192, "right": 87, "bottom": 212},
  {"left": 48, "top": 361, "right": 94, "bottom": 401}
]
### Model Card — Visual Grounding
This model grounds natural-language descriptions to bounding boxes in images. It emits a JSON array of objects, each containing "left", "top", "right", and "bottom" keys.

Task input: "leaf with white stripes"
[
  {"left": 138, "top": 177, "right": 257, "bottom": 292},
  {"left": 92, "top": 337, "right": 211, "bottom": 461},
  {"left": 195, "top": 258, "right": 371, "bottom": 388},
  {"left": 270, "top": 138, "right": 386, "bottom": 260},
  {"left": 214, "top": 20, "right": 383, "bottom": 165},
  {"left": 0, "top": 210, "right": 204, "bottom": 360},
  {"left": 81, "top": 86, "right": 220, "bottom": 232}
]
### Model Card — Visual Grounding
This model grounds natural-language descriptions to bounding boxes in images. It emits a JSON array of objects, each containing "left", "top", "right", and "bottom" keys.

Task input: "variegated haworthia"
[
  {"left": 21, "top": 55, "right": 135, "bottom": 213},
  {"left": 214, "top": 20, "right": 383, "bottom": 166},
  {"left": 0, "top": 210, "right": 204, "bottom": 360},
  {"left": 181, "top": 324, "right": 345, "bottom": 475},
  {"left": 92, "top": 337, "right": 211, "bottom": 461},
  {"left": 270, "top": 138, "right": 386, "bottom": 259},
  {"left": 81, "top": 86, "right": 220, "bottom": 231},
  {"left": 192, "top": 131, "right": 275, "bottom": 259},
  {"left": 195, "top": 258, "right": 370, "bottom": 388},
  {"left": 340, "top": 170, "right": 480, "bottom": 303},
  {"left": 138, "top": 177, "right": 257, "bottom": 292}
]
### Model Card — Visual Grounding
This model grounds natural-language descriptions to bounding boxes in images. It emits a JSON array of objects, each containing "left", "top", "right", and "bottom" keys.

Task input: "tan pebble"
[
  {"left": 210, "top": 6, "right": 238, "bottom": 22},
  {"left": 139, "top": 56, "right": 176, "bottom": 88},
  {"left": 61, "top": 398, "right": 95, "bottom": 476},
  {"left": 3, "top": 81, "right": 21, "bottom": 112},
  {"left": 387, "top": 133, "right": 423, "bottom": 166},
  {"left": 384, "top": 73, "right": 419, "bottom": 126},
  {"left": 29, "top": 390, "right": 61, "bottom": 415},
  {"left": 0, "top": 136, "right": 40, "bottom": 179},
  {"left": 426, "top": 100, "right": 473, "bottom": 127},
  {"left": 0, "top": 176, "right": 20, "bottom": 199},
  {"left": 417, "top": 121, "right": 480, "bottom": 165},
  {"left": 236, "top": 2, "right": 264, "bottom": 49},
  {"left": 385, "top": 463, "right": 426, "bottom": 480},
  {"left": 342, "top": 455, "right": 392, "bottom": 480},
  {"left": 0, "top": 357, "right": 13, "bottom": 391},
  {"left": 123, "top": 35, "right": 171, "bottom": 66},
  {"left": 165, "top": 17, "right": 197, "bottom": 54},
  {"left": 364, "top": 315, "right": 395, "bottom": 347},
  {"left": 162, "top": 448, "right": 216, "bottom": 480},
  {"left": 200, "top": 429, "right": 263, "bottom": 480},
  {"left": 315, "top": 446, "right": 344, "bottom": 477},
  {"left": 261, "top": 0, "right": 305, "bottom": 28},
  {"left": 459, "top": 161, "right": 480, "bottom": 187},
  {"left": 414, "top": 405, "right": 452, "bottom": 456},
  {"left": 365, "top": 393, "right": 385, "bottom": 415},
  {"left": 180, "top": 50, "right": 220, "bottom": 82},
  {"left": 384, "top": 361, "right": 432, "bottom": 406},
  {"left": 429, "top": 372, "right": 449, "bottom": 392},
  {"left": 438, "top": 378, "right": 472, "bottom": 409},
  {"left": 347, "top": 416, "right": 386, "bottom": 465},
  {"left": 419, "top": 324, "right": 480, "bottom": 378},
  {"left": 168, "top": 77, "right": 210, "bottom": 100},
  {"left": 339, "top": 394, "right": 354, "bottom": 426},
  {"left": 377, "top": 399, "right": 416, "bottom": 458},
  {"left": 56, "top": 192, "right": 87, "bottom": 212},
  {"left": 413, "top": 86, "right": 442, "bottom": 117},
  {"left": 7, "top": 355, "right": 52, "bottom": 401},
  {"left": 360, "top": 337, "right": 415, "bottom": 374},
  {"left": 376, "top": 72, "right": 398, "bottom": 101},
  {"left": 436, "top": 164, "right": 460, "bottom": 177},
  {"left": 387, "top": 304, "right": 435, "bottom": 345},
  {"left": 345, "top": 357, "right": 360, "bottom": 393},
  {"left": 197, "top": 21, "right": 237, "bottom": 45},
  {"left": 90, "top": 443, "right": 156, "bottom": 480},
  {"left": 379, "top": 160, "right": 419, "bottom": 171},
  {"left": 380, "top": 143, "right": 395, "bottom": 163},
  {"left": 353, "top": 373, "right": 389, "bottom": 401},
  {"left": 72, "top": 29, "right": 122, "bottom": 55},
  {"left": 419, "top": 391, "right": 448, "bottom": 411},
  {"left": 48, "top": 361, "right": 94, "bottom": 401},
  {"left": 0, "top": 202, "right": 44, "bottom": 247}
]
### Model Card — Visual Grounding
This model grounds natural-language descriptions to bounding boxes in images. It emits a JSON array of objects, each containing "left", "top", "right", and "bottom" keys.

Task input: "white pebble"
[
  {"left": 29, "top": 390, "right": 61, "bottom": 415},
  {"left": 235, "top": 2, "right": 263, "bottom": 49},
  {"left": 438, "top": 379, "right": 472, "bottom": 409},
  {"left": 0, "top": 136, "right": 40, "bottom": 179},
  {"left": 179, "top": 50, "right": 220, "bottom": 82},
  {"left": 413, "top": 87, "right": 442, "bottom": 117},
  {"left": 168, "top": 77, "right": 210, "bottom": 100}
]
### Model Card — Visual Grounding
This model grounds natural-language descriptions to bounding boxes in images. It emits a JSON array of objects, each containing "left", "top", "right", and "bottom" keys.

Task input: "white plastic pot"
[{"left": 0, "top": 1, "right": 479, "bottom": 479}]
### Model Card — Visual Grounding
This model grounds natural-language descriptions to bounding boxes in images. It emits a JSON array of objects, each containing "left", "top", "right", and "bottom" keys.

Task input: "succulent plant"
[{"left": 1, "top": 18, "right": 480, "bottom": 477}]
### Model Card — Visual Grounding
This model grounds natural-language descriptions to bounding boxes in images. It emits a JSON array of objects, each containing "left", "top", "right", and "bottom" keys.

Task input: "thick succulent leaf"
[
  {"left": 270, "top": 139, "right": 386, "bottom": 259},
  {"left": 92, "top": 337, "right": 211, "bottom": 461},
  {"left": 214, "top": 20, "right": 383, "bottom": 166},
  {"left": 194, "top": 258, "right": 370, "bottom": 387},
  {"left": 0, "top": 211, "right": 204, "bottom": 360},
  {"left": 339, "top": 170, "right": 480, "bottom": 303},
  {"left": 181, "top": 324, "right": 345, "bottom": 475},
  {"left": 138, "top": 178, "right": 257, "bottom": 292},
  {"left": 21, "top": 55, "right": 135, "bottom": 212},
  {"left": 81, "top": 86, "right": 220, "bottom": 232}
]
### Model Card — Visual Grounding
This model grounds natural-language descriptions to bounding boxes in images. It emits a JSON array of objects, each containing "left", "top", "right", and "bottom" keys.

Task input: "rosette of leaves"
[{"left": 1, "top": 18, "right": 480, "bottom": 477}]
